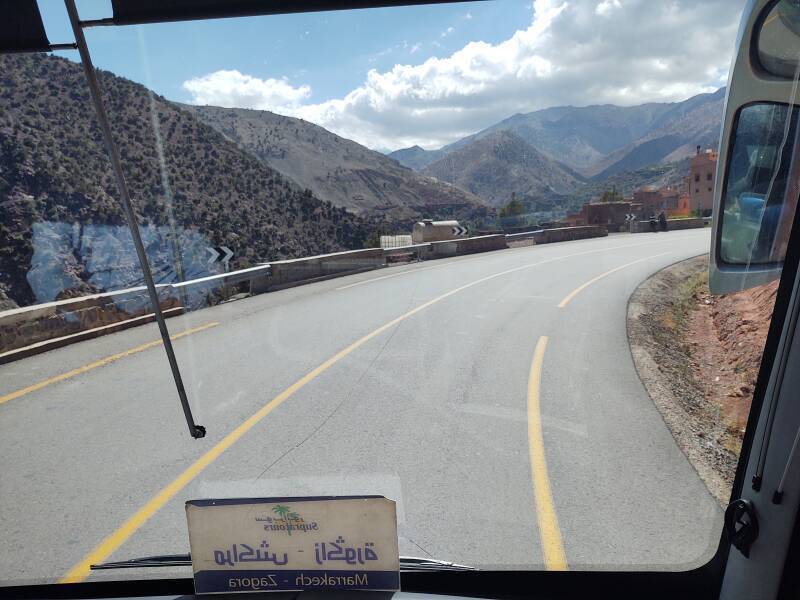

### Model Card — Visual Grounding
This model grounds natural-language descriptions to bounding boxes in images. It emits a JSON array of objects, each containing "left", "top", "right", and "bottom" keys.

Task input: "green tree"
[
  {"left": 364, "top": 230, "right": 382, "bottom": 248},
  {"left": 598, "top": 187, "right": 623, "bottom": 203},
  {"left": 499, "top": 194, "right": 526, "bottom": 217}
]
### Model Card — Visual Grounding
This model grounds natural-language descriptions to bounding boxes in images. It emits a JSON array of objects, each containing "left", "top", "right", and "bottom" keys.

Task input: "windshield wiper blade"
[
  {"left": 90, "top": 554, "right": 476, "bottom": 572},
  {"left": 90, "top": 554, "right": 191, "bottom": 570},
  {"left": 399, "top": 556, "right": 477, "bottom": 571}
]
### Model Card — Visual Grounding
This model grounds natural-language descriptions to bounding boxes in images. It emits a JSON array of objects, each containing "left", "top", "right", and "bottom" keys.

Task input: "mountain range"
[
  {"left": 389, "top": 87, "right": 725, "bottom": 206},
  {"left": 0, "top": 50, "right": 725, "bottom": 308}
]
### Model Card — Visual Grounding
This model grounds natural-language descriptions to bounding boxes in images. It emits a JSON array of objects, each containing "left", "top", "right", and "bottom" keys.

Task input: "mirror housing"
[{"left": 709, "top": 0, "right": 800, "bottom": 294}]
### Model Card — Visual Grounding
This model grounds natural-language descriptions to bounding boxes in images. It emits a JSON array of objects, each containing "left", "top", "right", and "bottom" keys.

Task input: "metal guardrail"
[
  {"left": 505, "top": 230, "right": 544, "bottom": 240},
  {"left": 170, "top": 264, "right": 272, "bottom": 289},
  {"left": 383, "top": 243, "right": 432, "bottom": 254}
]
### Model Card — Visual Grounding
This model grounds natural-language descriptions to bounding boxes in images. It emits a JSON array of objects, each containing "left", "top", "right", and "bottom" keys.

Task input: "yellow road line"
[
  {"left": 527, "top": 336, "right": 567, "bottom": 570},
  {"left": 557, "top": 252, "right": 671, "bottom": 308},
  {"left": 60, "top": 241, "right": 676, "bottom": 583},
  {"left": 0, "top": 322, "right": 220, "bottom": 407}
]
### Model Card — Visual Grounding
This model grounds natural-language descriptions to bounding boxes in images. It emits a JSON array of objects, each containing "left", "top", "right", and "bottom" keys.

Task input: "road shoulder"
[{"left": 626, "top": 255, "right": 768, "bottom": 506}]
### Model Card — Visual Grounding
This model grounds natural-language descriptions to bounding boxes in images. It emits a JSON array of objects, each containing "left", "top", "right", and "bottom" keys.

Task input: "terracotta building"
[
  {"left": 688, "top": 146, "right": 718, "bottom": 216},
  {"left": 633, "top": 187, "right": 680, "bottom": 215}
]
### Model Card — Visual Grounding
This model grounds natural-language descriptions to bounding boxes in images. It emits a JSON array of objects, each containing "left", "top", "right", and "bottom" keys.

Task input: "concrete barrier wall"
[
  {"left": 383, "top": 243, "right": 431, "bottom": 263},
  {"left": 0, "top": 286, "right": 180, "bottom": 355},
  {"left": 505, "top": 229, "right": 542, "bottom": 243},
  {"left": 425, "top": 234, "right": 508, "bottom": 258},
  {"left": 530, "top": 225, "right": 607, "bottom": 243},
  {"left": 630, "top": 218, "right": 707, "bottom": 233},
  {"left": 251, "top": 248, "right": 385, "bottom": 293}
]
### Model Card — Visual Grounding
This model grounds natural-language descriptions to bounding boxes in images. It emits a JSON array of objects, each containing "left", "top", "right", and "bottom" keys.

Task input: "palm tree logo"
[{"left": 272, "top": 505, "right": 295, "bottom": 535}]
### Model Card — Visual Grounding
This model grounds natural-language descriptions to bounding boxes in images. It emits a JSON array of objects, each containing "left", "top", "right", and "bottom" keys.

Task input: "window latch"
[{"left": 724, "top": 498, "right": 759, "bottom": 558}]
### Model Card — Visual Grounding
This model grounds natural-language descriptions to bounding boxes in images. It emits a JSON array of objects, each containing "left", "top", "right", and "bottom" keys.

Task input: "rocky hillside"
[
  {"left": 421, "top": 130, "right": 582, "bottom": 207},
  {"left": 181, "top": 104, "right": 489, "bottom": 224},
  {"left": 0, "top": 53, "right": 373, "bottom": 308}
]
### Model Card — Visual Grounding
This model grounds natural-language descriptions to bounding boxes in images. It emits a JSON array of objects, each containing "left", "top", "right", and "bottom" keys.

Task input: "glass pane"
[
  {"left": 757, "top": 0, "right": 800, "bottom": 79},
  {"left": 720, "top": 103, "right": 799, "bottom": 265}
]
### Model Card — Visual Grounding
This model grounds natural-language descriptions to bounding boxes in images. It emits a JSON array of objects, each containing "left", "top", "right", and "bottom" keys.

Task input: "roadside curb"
[{"left": 625, "top": 253, "right": 731, "bottom": 506}]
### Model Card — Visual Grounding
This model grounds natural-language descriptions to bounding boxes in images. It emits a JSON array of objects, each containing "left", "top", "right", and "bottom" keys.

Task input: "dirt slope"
[{"left": 628, "top": 256, "right": 776, "bottom": 505}]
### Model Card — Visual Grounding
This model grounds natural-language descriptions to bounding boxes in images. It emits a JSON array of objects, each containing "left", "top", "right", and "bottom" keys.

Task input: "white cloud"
[
  {"left": 464, "top": 12, "right": 473, "bottom": 20},
  {"left": 410, "top": 43, "right": 421, "bottom": 54},
  {"left": 595, "top": 0, "right": 622, "bottom": 16},
  {"left": 441, "top": 26, "right": 455, "bottom": 38},
  {"left": 182, "top": 0, "right": 746, "bottom": 150},
  {"left": 182, "top": 70, "right": 311, "bottom": 111}
]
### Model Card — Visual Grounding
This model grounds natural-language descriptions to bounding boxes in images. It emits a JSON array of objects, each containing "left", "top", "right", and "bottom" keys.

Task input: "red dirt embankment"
[
  {"left": 688, "top": 279, "right": 777, "bottom": 454},
  {"left": 628, "top": 256, "right": 776, "bottom": 505}
]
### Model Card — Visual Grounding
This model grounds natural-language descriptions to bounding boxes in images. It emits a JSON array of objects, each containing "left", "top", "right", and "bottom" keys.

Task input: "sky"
[{"left": 40, "top": 0, "right": 746, "bottom": 152}]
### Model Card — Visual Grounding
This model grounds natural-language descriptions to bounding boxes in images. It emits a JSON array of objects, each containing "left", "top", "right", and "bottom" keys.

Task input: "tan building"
[{"left": 688, "top": 146, "right": 718, "bottom": 215}]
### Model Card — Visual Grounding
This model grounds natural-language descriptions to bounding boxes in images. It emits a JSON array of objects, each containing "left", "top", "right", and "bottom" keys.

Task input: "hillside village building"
[
  {"left": 686, "top": 145, "right": 718, "bottom": 216},
  {"left": 562, "top": 146, "right": 718, "bottom": 227}
]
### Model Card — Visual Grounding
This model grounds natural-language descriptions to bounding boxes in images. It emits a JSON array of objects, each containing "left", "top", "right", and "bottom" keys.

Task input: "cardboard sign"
[{"left": 186, "top": 496, "right": 399, "bottom": 594}]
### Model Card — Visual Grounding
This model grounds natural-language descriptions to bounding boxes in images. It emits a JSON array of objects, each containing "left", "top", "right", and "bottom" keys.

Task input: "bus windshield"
[{"left": 0, "top": 0, "right": 781, "bottom": 591}]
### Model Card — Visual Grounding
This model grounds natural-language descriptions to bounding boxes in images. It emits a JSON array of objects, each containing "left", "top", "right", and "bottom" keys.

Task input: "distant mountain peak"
[
  {"left": 421, "top": 126, "right": 581, "bottom": 207},
  {"left": 387, "top": 144, "right": 445, "bottom": 171}
]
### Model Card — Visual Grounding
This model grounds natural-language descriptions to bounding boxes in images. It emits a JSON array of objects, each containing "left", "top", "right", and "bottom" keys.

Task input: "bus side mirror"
[{"left": 709, "top": 103, "right": 798, "bottom": 294}]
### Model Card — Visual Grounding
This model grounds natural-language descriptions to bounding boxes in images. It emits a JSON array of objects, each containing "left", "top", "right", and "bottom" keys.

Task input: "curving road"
[{"left": 0, "top": 229, "right": 722, "bottom": 586}]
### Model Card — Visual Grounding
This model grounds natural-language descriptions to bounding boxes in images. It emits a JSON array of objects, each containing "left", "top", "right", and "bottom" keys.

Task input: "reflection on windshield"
[{"left": 27, "top": 222, "right": 217, "bottom": 304}]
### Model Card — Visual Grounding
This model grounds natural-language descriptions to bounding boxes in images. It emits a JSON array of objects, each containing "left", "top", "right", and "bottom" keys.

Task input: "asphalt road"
[{"left": 0, "top": 229, "right": 723, "bottom": 585}]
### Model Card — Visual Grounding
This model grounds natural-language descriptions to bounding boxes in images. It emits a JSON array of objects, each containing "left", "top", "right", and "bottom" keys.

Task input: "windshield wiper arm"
[{"left": 90, "top": 554, "right": 476, "bottom": 572}]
